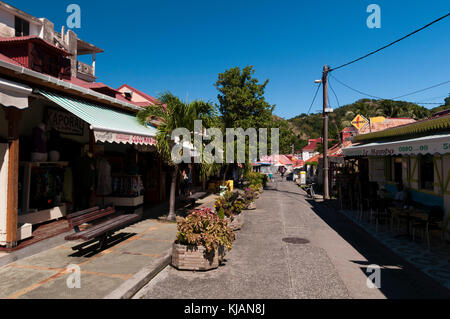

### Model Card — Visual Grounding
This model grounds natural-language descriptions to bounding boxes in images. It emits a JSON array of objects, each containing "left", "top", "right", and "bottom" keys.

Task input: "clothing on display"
[
  {"left": 111, "top": 175, "right": 144, "bottom": 197},
  {"left": 30, "top": 166, "right": 65, "bottom": 209},
  {"left": 63, "top": 167, "right": 73, "bottom": 203},
  {"left": 31, "top": 123, "right": 47, "bottom": 154},
  {"left": 96, "top": 157, "right": 112, "bottom": 196},
  {"left": 74, "top": 153, "right": 96, "bottom": 210}
]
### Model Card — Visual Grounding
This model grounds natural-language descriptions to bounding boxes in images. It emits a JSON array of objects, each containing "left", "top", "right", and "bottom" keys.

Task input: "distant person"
[{"left": 279, "top": 166, "right": 286, "bottom": 181}]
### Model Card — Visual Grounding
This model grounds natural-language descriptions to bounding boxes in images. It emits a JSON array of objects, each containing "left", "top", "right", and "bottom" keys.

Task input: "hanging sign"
[{"left": 46, "top": 107, "right": 85, "bottom": 135}]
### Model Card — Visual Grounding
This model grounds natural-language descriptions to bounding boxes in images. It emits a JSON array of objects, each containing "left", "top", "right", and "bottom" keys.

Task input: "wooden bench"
[
  {"left": 186, "top": 192, "right": 207, "bottom": 207},
  {"left": 65, "top": 206, "right": 139, "bottom": 251}
]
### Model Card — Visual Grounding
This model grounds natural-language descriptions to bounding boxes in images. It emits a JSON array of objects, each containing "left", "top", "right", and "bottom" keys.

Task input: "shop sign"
[
  {"left": 343, "top": 136, "right": 450, "bottom": 157},
  {"left": 94, "top": 131, "right": 156, "bottom": 146},
  {"left": 46, "top": 107, "right": 84, "bottom": 135}
]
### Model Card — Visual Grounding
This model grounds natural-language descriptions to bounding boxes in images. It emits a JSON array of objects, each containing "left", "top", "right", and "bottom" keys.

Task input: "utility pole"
[{"left": 322, "top": 65, "right": 330, "bottom": 200}]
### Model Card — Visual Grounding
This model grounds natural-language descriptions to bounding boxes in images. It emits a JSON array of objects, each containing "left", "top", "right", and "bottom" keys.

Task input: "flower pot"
[
  {"left": 225, "top": 216, "right": 241, "bottom": 231},
  {"left": 171, "top": 243, "right": 224, "bottom": 271},
  {"left": 245, "top": 201, "right": 256, "bottom": 210}
]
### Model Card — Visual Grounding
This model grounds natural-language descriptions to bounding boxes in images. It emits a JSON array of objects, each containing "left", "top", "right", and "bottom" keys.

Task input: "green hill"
[{"left": 279, "top": 97, "right": 449, "bottom": 151}]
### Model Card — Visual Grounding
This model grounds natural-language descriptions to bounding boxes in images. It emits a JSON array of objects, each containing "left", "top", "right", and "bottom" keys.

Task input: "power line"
[
  {"left": 330, "top": 74, "right": 384, "bottom": 99},
  {"left": 415, "top": 94, "right": 449, "bottom": 103},
  {"left": 307, "top": 83, "right": 322, "bottom": 115},
  {"left": 328, "top": 79, "right": 340, "bottom": 108},
  {"left": 329, "top": 12, "right": 450, "bottom": 72},
  {"left": 391, "top": 80, "right": 450, "bottom": 99},
  {"left": 330, "top": 74, "right": 449, "bottom": 105}
]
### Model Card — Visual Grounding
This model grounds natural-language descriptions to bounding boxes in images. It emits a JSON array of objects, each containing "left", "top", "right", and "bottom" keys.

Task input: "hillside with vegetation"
[{"left": 278, "top": 97, "right": 450, "bottom": 151}]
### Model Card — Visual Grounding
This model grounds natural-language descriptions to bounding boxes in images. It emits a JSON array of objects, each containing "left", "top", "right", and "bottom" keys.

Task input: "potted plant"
[
  {"left": 214, "top": 191, "right": 245, "bottom": 230},
  {"left": 172, "top": 207, "right": 235, "bottom": 271},
  {"left": 244, "top": 187, "right": 257, "bottom": 210}
]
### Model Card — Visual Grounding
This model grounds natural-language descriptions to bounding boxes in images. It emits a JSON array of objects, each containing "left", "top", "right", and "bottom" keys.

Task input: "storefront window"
[
  {"left": 394, "top": 157, "right": 403, "bottom": 184},
  {"left": 419, "top": 154, "right": 434, "bottom": 191},
  {"left": 385, "top": 157, "right": 392, "bottom": 181}
]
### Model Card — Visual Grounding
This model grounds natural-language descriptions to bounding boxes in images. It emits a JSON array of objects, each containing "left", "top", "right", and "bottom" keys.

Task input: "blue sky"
[{"left": 12, "top": 0, "right": 450, "bottom": 119}]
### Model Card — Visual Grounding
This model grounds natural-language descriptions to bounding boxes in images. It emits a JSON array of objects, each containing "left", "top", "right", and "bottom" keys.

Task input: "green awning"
[{"left": 39, "top": 90, "right": 157, "bottom": 146}]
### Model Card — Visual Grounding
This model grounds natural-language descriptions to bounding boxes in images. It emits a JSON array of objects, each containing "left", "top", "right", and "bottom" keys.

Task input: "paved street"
[{"left": 135, "top": 180, "right": 450, "bottom": 299}]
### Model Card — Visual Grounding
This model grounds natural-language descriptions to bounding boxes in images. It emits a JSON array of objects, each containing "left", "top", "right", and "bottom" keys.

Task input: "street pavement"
[
  {"left": 135, "top": 179, "right": 450, "bottom": 299},
  {"left": 0, "top": 193, "right": 219, "bottom": 299}
]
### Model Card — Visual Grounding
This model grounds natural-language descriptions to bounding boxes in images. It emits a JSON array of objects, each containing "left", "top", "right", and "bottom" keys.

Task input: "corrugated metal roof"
[
  {"left": 354, "top": 114, "right": 450, "bottom": 143},
  {"left": 0, "top": 36, "right": 72, "bottom": 56}
]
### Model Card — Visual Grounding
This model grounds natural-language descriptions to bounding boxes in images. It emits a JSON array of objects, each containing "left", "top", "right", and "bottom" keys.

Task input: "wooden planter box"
[{"left": 172, "top": 243, "right": 224, "bottom": 271}]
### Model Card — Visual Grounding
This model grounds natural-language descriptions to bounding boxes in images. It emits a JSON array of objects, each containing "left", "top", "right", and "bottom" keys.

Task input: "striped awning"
[{"left": 39, "top": 90, "right": 157, "bottom": 146}]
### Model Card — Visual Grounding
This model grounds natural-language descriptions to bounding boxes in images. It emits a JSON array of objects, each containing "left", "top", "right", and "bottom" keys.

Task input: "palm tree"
[{"left": 137, "top": 92, "right": 216, "bottom": 221}]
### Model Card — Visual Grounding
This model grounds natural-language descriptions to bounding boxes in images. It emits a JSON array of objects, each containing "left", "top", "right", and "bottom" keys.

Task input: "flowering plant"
[
  {"left": 175, "top": 207, "right": 235, "bottom": 253},
  {"left": 244, "top": 187, "right": 256, "bottom": 204}
]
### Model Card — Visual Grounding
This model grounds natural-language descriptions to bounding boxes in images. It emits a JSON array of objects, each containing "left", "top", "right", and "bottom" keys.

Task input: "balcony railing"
[{"left": 77, "top": 61, "right": 94, "bottom": 77}]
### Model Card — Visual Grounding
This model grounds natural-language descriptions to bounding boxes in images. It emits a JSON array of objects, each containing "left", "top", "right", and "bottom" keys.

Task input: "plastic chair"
[{"left": 411, "top": 206, "right": 444, "bottom": 249}]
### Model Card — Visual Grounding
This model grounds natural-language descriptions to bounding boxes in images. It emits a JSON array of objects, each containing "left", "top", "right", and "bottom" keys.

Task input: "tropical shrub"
[
  {"left": 243, "top": 187, "right": 257, "bottom": 204},
  {"left": 214, "top": 191, "right": 246, "bottom": 219},
  {"left": 244, "top": 171, "right": 267, "bottom": 189},
  {"left": 175, "top": 207, "right": 235, "bottom": 253}
]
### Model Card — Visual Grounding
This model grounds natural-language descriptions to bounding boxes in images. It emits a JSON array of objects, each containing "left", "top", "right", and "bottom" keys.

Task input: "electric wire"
[
  {"left": 328, "top": 79, "right": 340, "bottom": 108},
  {"left": 329, "top": 13, "right": 450, "bottom": 72},
  {"left": 330, "top": 74, "right": 449, "bottom": 105},
  {"left": 391, "top": 80, "right": 450, "bottom": 99},
  {"left": 307, "top": 83, "right": 322, "bottom": 115}
]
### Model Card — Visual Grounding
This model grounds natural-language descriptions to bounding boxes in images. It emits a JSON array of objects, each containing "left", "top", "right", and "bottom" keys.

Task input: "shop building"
[
  {"left": 0, "top": 2, "right": 162, "bottom": 248},
  {"left": 342, "top": 112, "right": 450, "bottom": 234}
]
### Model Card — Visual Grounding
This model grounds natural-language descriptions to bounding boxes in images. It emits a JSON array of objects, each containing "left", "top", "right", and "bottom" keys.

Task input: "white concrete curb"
[{"left": 103, "top": 248, "right": 172, "bottom": 299}]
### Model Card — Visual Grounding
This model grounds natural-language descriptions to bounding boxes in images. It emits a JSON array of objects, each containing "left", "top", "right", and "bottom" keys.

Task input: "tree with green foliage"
[
  {"left": 214, "top": 65, "right": 277, "bottom": 181},
  {"left": 215, "top": 65, "right": 275, "bottom": 130}
]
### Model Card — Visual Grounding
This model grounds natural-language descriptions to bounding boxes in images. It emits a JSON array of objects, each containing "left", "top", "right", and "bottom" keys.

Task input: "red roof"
[
  {"left": 62, "top": 77, "right": 148, "bottom": 106},
  {"left": 0, "top": 52, "right": 22, "bottom": 66},
  {"left": 260, "top": 155, "right": 293, "bottom": 165},
  {"left": 306, "top": 154, "right": 320, "bottom": 163},
  {"left": 0, "top": 36, "right": 72, "bottom": 56},
  {"left": 302, "top": 138, "right": 324, "bottom": 151},
  {"left": 117, "top": 84, "right": 159, "bottom": 105},
  {"left": 358, "top": 118, "right": 416, "bottom": 134},
  {"left": 293, "top": 160, "right": 305, "bottom": 168}
]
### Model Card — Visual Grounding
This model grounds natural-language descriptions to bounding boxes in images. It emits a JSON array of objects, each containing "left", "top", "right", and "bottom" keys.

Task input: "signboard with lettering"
[
  {"left": 46, "top": 107, "right": 85, "bottom": 136},
  {"left": 342, "top": 134, "right": 450, "bottom": 157},
  {"left": 94, "top": 131, "right": 157, "bottom": 146},
  {"left": 351, "top": 114, "right": 369, "bottom": 131}
]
